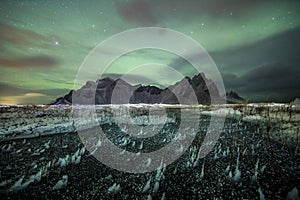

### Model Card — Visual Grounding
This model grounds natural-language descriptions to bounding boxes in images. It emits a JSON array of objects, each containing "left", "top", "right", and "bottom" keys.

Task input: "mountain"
[
  {"left": 290, "top": 98, "right": 300, "bottom": 105},
  {"left": 225, "top": 91, "right": 245, "bottom": 104},
  {"left": 51, "top": 73, "right": 225, "bottom": 105}
]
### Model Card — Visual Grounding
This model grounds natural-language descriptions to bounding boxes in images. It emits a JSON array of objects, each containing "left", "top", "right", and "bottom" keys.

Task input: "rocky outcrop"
[
  {"left": 291, "top": 98, "right": 300, "bottom": 105},
  {"left": 225, "top": 91, "right": 245, "bottom": 104},
  {"left": 51, "top": 73, "right": 223, "bottom": 105}
]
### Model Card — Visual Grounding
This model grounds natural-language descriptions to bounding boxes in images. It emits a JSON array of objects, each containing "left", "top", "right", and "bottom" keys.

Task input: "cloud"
[
  {"left": 0, "top": 93, "right": 49, "bottom": 105},
  {"left": 223, "top": 63, "right": 300, "bottom": 102},
  {"left": 43, "top": 78, "right": 74, "bottom": 86},
  {"left": 206, "top": 26, "right": 300, "bottom": 102},
  {"left": 198, "top": 0, "right": 259, "bottom": 17},
  {"left": 0, "top": 82, "right": 70, "bottom": 104},
  {"left": 23, "top": 93, "right": 46, "bottom": 97},
  {"left": 0, "top": 21, "right": 60, "bottom": 68},
  {"left": 221, "top": 73, "right": 239, "bottom": 88},
  {"left": 116, "top": 0, "right": 158, "bottom": 25},
  {"left": 0, "top": 55, "right": 59, "bottom": 68},
  {"left": 210, "top": 26, "right": 300, "bottom": 73},
  {"left": 116, "top": 0, "right": 260, "bottom": 25},
  {"left": 35, "top": 88, "right": 71, "bottom": 96},
  {"left": 0, "top": 83, "right": 30, "bottom": 96},
  {"left": 0, "top": 21, "right": 47, "bottom": 45}
]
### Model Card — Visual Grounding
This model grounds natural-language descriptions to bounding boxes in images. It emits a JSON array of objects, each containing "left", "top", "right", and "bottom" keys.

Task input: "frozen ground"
[{"left": 0, "top": 104, "right": 299, "bottom": 199}]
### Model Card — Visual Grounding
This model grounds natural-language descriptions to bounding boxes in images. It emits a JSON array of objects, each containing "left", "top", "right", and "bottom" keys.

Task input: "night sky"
[{"left": 0, "top": 0, "right": 299, "bottom": 104}]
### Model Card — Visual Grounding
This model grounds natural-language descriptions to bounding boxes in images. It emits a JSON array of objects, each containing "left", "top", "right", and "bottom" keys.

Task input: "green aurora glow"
[{"left": 0, "top": 0, "right": 300, "bottom": 104}]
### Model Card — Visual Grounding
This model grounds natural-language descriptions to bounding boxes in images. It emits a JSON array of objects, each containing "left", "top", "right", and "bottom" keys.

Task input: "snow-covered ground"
[{"left": 0, "top": 104, "right": 299, "bottom": 145}]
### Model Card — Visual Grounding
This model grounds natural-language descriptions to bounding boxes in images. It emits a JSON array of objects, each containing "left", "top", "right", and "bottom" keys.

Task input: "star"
[
  {"left": 54, "top": 41, "right": 59, "bottom": 46},
  {"left": 199, "top": 23, "right": 205, "bottom": 27}
]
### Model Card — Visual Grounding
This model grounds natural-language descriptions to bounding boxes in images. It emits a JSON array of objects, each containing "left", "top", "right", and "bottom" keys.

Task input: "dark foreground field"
[{"left": 0, "top": 105, "right": 299, "bottom": 199}]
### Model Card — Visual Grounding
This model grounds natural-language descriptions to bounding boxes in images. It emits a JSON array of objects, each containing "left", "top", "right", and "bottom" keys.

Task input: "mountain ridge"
[{"left": 51, "top": 73, "right": 242, "bottom": 105}]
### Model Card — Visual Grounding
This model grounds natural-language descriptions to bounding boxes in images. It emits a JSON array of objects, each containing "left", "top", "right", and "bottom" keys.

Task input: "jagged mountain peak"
[{"left": 51, "top": 73, "right": 226, "bottom": 105}]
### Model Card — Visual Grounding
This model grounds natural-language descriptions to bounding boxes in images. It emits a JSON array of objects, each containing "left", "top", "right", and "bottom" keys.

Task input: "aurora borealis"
[{"left": 0, "top": 0, "right": 300, "bottom": 104}]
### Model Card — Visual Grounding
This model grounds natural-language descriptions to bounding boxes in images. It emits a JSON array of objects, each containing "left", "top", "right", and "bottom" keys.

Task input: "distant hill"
[{"left": 225, "top": 91, "right": 245, "bottom": 104}]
